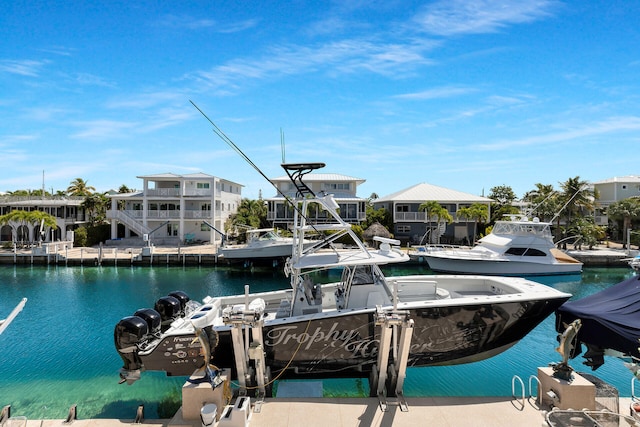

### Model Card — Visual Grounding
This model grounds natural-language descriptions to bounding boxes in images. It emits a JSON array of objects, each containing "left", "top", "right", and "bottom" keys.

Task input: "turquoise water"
[{"left": 0, "top": 264, "right": 636, "bottom": 419}]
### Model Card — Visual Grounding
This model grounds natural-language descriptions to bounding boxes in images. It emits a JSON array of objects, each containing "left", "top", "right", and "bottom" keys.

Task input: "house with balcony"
[
  {"left": 373, "top": 183, "right": 493, "bottom": 245},
  {"left": 592, "top": 175, "right": 640, "bottom": 227},
  {"left": 0, "top": 196, "right": 86, "bottom": 243},
  {"left": 107, "top": 172, "right": 242, "bottom": 245},
  {"left": 266, "top": 172, "right": 366, "bottom": 229}
]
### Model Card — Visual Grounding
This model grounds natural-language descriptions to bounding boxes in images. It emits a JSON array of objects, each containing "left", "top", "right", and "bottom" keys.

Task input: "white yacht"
[{"left": 418, "top": 215, "right": 583, "bottom": 276}]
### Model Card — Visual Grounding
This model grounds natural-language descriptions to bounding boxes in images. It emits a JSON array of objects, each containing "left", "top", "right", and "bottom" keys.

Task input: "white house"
[
  {"left": 592, "top": 175, "right": 640, "bottom": 226},
  {"left": 266, "top": 172, "right": 367, "bottom": 229},
  {"left": 107, "top": 173, "right": 242, "bottom": 245}
]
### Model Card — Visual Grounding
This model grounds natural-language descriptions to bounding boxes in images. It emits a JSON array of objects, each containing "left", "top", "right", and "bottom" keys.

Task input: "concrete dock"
[
  {"left": 8, "top": 396, "right": 637, "bottom": 426},
  {"left": 5, "top": 396, "right": 559, "bottom": 426}
]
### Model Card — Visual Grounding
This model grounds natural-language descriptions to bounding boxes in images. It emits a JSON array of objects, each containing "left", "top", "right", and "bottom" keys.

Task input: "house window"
[
  {"left": 324, "top": 183, "right": 349, "bottom": 191},
  {"left": 396, "top": 205, "right": 409, "bottom": 212},
  {"left": 397, "top": 225, "right": 411, "bottom": 233},
  {"left": 201, "top": 224, "right": 209, "bottom": 231},
  {"left": 197, "top": 182, "right": 210, "bottom": 189}
]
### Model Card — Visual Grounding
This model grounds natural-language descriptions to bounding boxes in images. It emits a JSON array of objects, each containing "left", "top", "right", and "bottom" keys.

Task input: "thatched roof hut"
[{"left": 363, "top": 222, "right": 391, "bottom": 247}]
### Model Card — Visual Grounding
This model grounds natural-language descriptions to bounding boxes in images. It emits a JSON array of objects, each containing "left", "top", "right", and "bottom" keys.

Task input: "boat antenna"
[
  {"left": 189, "top": 101, "right": 310, "bottom": 222},
  {"left": 280, "top": 128, "right": 285, "bottom": 164}
]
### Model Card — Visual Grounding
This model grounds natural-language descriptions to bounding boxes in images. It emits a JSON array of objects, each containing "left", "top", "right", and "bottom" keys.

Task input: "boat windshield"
[
  {"left": 492, "top": 221, "right": 552, "bottom": 239},
  {"left": 258, "top": 231, "right": 280, "bottom": 241}
]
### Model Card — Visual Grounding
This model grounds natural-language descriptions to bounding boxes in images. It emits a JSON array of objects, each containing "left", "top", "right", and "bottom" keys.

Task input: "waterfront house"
[
  {"left": 373, "top": 183, "right": 493, "bottom": 245},
  {"left": 0, "top": 196, "right": 86, "bottom": 243},
  {"left": 106, "top": 173, "right": 242, "bottom": 246},
  {"left": 592, "top": 175, "right": 640, "bottom": 226},
  {"left": 266, "top": 172, "right": 367, "bottom": 229}
]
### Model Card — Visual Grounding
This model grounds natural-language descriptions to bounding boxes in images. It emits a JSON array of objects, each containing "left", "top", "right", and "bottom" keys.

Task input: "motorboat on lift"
[
  {"left": 115, "top": 163, "right": 571, "bottom": 401},
  {"left": 419, "top": 215, "right": 583, "bottom": 276}
]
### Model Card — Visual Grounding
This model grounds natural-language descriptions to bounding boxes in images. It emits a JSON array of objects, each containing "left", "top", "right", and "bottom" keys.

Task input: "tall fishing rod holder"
[
  {"left": 373, "top": 305, "right": 414, "bottom": 412},
  {"left": 222, "top": 285, "right": 268, "bottom": 412}
]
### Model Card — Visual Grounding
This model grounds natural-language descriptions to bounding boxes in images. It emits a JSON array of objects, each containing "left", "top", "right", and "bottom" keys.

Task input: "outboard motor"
[
  {"left": 133, "top": 308, "right": 161, "bottom": 339},
  {"left": 114, "top": 316, "right": 148, "bottom": 384},
  {"left": 154, "top": 296, "right": 182, "bottom": 327},
  {"left": 168, "top": 291, "right": 190, "bottom": 317}
]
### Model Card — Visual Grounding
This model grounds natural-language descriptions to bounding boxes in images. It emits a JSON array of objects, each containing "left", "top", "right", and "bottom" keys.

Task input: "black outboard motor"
[
  {"left": 154, "top": 296, "right": 182, "bottom": 328},
  {"left": 133, "top": 308, "right": 161, "bottom": 339},
  {"left": 168, "top": 291, "right": 190, "bottom": 316},
  {"left": 114, "top": 316, "right": 148, "bottom": 384}
]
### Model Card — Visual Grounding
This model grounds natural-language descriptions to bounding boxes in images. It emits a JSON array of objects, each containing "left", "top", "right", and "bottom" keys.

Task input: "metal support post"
[{"left": 373, "top": 306, "right": 413, "bottom": 412}]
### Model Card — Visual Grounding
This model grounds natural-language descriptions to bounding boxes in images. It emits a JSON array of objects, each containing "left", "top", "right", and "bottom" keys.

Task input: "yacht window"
[{"left": 505, "top": 247, "right": 547, "bottom": 257}]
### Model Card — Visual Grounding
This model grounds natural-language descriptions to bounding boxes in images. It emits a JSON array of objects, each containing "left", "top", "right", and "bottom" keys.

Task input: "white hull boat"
[
  {"left": 220, "top": 228, "right": 295, "bottom": 262},
  {"left": 115, "top": 163, "right": 571, "bottom": 401},
  {"left": 419, "top": 216, "right": 583, "bottom": 276}
]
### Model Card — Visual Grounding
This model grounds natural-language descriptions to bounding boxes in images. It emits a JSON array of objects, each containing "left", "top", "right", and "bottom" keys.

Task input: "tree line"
[{"left": 4, "top": 175, "right": 640, "bottom": 249}]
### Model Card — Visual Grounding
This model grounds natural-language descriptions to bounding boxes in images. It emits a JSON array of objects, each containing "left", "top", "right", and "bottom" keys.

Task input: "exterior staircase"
[{"left": 106, "top": 210, "right": 151, "bottom": 237}]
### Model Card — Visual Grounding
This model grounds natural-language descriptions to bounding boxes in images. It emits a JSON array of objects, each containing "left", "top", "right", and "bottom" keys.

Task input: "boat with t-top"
[
  {"left": 418, "top": 215, "right": 583, "bottom": 276},
  {"left": 115, "top": 163, "right": 571, "bottom": 400}
]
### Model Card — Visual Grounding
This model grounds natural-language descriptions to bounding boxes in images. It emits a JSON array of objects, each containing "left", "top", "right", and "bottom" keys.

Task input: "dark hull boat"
[
  {"left": 555, "top": 274, "right": 640, "bottom": 370},
  {"left": 115, "top": 163, "right": 570, "bottom": 401}
]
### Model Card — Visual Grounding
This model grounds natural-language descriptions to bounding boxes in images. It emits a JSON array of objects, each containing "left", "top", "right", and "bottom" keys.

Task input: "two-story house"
[
  {"left": 373, "top": 183, "right": 493, "bottom": 245},
  {"left": 107, "top": 173, "right": 242, "bottom": 245},
  {"left": 266, "top": 172, "right": 366, "bottom": 229},
  {"left": 592, "top": 175, "right": 640, "bottom": 226}
]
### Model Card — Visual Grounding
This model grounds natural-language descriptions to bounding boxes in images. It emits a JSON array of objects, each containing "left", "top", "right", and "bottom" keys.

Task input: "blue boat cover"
[{"left": 555, "top": 274, "right": 640, "bottom": 364}]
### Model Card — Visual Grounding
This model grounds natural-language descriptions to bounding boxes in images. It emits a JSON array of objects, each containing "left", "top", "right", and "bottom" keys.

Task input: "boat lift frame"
[
  {"left": 222, "top": 286, "right": 269, "bottom": 413},
  {"left": 372, "top": 304, "right": 414, "bottom": 412}
]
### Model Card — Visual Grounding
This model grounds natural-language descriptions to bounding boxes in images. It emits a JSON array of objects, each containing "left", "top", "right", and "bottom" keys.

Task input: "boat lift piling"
[
  {"left": 223, "top": 285, "right": 268, "bottom": 413},
  {"left": 372, "top": 280, "right": 414, "bottom": 412}
]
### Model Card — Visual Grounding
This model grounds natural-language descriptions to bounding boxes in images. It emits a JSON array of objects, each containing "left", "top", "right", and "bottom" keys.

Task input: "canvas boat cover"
[{"left": 555, "top": 274, "right": 640, "bottom": 365}]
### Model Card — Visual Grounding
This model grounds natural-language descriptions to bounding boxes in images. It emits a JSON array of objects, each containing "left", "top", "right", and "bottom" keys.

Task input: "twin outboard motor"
[
  {"left": 114, "top": 291, "right": 191, "bottom": 384},
  {"left": 154, "top": 291, "right": 190, "bottom": 327}
]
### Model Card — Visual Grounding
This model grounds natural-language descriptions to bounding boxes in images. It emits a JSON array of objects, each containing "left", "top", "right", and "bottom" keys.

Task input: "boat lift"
[
  {"left": 371, "top": 284, "right": 414, "bottom": 412},
  {"left": 222, "top": 285, "right": 269, "bottom": 413}
]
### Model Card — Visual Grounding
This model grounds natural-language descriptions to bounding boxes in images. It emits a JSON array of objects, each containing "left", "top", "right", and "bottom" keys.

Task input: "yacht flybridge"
[{"left": 115, "top": 163, "right": 571, "bottom": 407}]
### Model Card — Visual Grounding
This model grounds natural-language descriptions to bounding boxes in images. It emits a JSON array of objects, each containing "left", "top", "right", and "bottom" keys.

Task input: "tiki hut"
[{"left": 363, "top": 222, "right": 391, "bottom": 247}]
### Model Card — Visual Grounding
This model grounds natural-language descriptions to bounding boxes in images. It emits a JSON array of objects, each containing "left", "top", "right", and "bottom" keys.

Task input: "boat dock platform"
[
  {"left": 0, "top": 243, "right": 635, "bottom": 267},
  {"left": 8, "top": 396, "right": 621, "bottom": 427}
]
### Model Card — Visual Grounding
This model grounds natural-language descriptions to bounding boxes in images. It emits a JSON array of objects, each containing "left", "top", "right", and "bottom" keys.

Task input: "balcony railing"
[
  {"left": 144, "top": 189, "right": 217, "bottom": 197},
  {"left": 108, "top": 209, "right": 214, "bottom": 220}
]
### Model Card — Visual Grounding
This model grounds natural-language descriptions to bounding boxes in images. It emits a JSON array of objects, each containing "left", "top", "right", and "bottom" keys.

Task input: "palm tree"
[
  {"left": 0, "top": 210, "right": 57, "bottom": 245},
  {"left": 522, "top": 183, "right": 559, "bottom": 221},
  {"left": 418, "top": 201, "right": 453, "bottom": 244},
  {"left": 228, "top": 198, "right": 269, "bottom": 237},
  {"left": 457, "top": 203, "right": 489, "bottom": 245},
  {"left": 558, "top": 177, "right": 596, "bottom": 247},
  {"left": 67, "top": 178, "right": 95, "bottom": 197},
  {"left": 607, "top": 197, "right": 640, "bottom": 249},
  {"left": 81, "top": 192, "right": 110, "bottom": 226}
]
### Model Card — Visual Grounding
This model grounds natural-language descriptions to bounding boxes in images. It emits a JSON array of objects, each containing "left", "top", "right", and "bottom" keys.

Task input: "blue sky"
[{"left": 1, "top": 1, "right": 639, "bottom": 200}]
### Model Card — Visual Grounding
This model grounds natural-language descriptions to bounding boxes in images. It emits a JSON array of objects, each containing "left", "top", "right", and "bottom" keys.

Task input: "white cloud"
[
  {"left": 414, "top": 0, "right": 558, "bottom": 36},
  {"left": 0, "top": 59, "right": 49, "bottom": 77}
]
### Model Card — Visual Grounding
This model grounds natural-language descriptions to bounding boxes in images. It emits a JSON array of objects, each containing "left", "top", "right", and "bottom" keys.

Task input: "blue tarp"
[{"left": 556, "top": 275, "right": 640, "bottom": 363}]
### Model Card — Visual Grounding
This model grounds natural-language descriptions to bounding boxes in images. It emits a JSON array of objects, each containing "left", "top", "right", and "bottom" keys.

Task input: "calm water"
[{"left": 0, "top": 264, "right": 636, "bottom": 419}]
